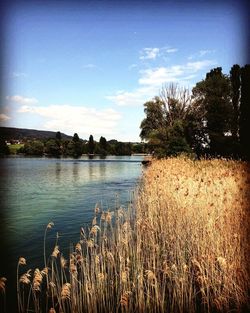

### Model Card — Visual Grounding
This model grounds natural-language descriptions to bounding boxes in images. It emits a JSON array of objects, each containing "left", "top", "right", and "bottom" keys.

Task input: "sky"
[{"left": 0, "top": 0, "right": 248, "bottom": 142}]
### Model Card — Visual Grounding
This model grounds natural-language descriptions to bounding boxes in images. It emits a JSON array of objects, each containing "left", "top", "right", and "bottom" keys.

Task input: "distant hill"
[{"left": 0, "top": 127, "right": 73, "bottom": 141}]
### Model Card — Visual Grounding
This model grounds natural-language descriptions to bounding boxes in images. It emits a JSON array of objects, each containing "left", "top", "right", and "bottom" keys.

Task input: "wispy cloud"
[
  {"left": 107, "top": 59, "right": 217, "bottom": 106},
  {"left": 188, "top": 49, "right": 215, "bottom": 60},
  {"left": 6, "top": 95, "right": 38, "bottom": 105},
  {"left": 164, "top": 48, "right": 178, "bottom": 53},
  {"left": 17, "top": 104, "right": 121, "bottom": 137},
  {"left": 83, "top": 63, "right": 98, "bottom": 69},
  {"left": 0, "top": 113, "right": 11, "bottom": 122},
  {"left": 139, "top": 46, "right": 178, "bottom": 61},
  {"left": 128, "top": 64, "right": 138, "bottom": 70},
  {"left": 12, "top": 72, "right": 27, "bottom": 78}
]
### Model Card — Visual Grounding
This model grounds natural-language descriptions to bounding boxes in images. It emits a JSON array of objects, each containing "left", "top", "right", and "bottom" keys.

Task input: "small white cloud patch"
[
  {"left": 12, "top": 72, "right": 28, "bottom": 78},
  {"left": 6, "top": 95, "right": 38, "bottom": 105},
  {"left": 0, "top": 113, "right": 11, "bottom": 122},
  {"left": 140, "top": 48, "right": 160, "bottom": 60}
]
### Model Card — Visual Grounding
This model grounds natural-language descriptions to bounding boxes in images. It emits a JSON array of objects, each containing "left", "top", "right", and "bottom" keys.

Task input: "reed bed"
[{"left": 15, "top": 157, "right": 250, "bottom": 312}]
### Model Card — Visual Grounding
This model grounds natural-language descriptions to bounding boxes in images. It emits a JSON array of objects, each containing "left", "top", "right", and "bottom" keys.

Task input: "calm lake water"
[{"left": 0, "top": 155, "right": 143, "bottom": 309}]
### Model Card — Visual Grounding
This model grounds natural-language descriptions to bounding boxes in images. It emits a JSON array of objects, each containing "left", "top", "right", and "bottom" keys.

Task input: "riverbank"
[{"left": 3, "top": 157, "right": 250, "bottom": 312}]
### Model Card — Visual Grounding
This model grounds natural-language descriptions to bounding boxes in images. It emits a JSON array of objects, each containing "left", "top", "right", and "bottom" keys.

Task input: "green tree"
[
  {"left": 64, "top": 133, "right": 82, "bottom": 157},
  {"left": 166, "top": 120, "right": 192, "bottom": 156},
  {"left": 114, "top": 142, "right": 132, "bottom": 155},
  {"left": 140, "top": 97, "right": 165, "bottom": 140},
  {"left": 88, "top": 135, "right": 95, "bottom": 154},
  {"left": 140, "top": 84, "right": 199, "bottom": 157},
  {"left": 45, "top": 139, "right": 61, "bottom": 156},
  {"left": 73, "top": 133, "right": 80, "bottom": 142},
  {"left": 56, "top": 131, "right": 62, "bottom": 141},
  {"left": 239, "top": 64, "right": 250, "bottom": 159},
  {"left": 192, "top": 67, "right": 233, "bottom": 156},
  {"left": 185, "top": 100, "right": 208, "bottom": 156},
  {"left": 24, "top": 140, "right": 44, "bottom": 156},
  {"left": 98, "top": 136, "right": 108, "bottom": 156}
]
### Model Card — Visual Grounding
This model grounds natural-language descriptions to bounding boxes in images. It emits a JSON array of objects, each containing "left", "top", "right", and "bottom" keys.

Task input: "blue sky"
[{"left": 0, "top": 0, "right": 248, "bottom": 141}]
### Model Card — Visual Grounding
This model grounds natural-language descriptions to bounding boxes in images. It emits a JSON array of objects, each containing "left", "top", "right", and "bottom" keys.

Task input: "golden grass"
[{"left": 15, "top": 157, "right": 250, "bottom": 312}]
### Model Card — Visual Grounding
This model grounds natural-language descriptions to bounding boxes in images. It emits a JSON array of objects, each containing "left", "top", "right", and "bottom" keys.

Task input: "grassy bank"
[
  {"left": 8, "top": 157, "right": 250, "bottom": 312},
  {"left": 8, "top": 144, "right": 24, "bottom": 154}
]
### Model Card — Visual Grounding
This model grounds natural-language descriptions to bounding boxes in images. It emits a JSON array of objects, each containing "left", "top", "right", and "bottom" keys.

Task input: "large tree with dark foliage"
[
  {"left": 98, "top": 136, "right": 108, "bottom": 155},
  {"left": 140, "top": 97, "right": 165, "bottom": 141},
  {"left": 45, "top": 139, "right": 61, "bottom": 156},
  {"left": 230, "top": 64, "right": 241, "bottom": 141},
  {"left": 88, "top": 135, "right": 95, "bottom": 154},
  {"left": 56, "top": 131, "right": 62, "bottom": 141},
  {"left": 23, "top": 140, "right": 44, "bottom": 156},
  {"left": 192, "top": 67, "right": 233, "bottom": 156},
  {"left": 239, "top": 64, "right": 250, "bottom": 159}
]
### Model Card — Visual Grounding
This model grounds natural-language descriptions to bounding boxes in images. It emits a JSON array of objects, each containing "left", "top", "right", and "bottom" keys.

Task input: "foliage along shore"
[
  {"left": 0, "top": 132, "right": 148, "bottom": 157},
  {"left": 1, "top": 157, "right": 249, "bottom": 313}
]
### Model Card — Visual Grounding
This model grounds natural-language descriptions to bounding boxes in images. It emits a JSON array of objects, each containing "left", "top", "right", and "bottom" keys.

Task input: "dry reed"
[{"left": 14, "top": 157, "right": 250, "bottom": 312}]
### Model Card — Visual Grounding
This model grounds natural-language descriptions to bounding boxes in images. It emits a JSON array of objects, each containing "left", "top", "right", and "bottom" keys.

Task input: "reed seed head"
[
  {"left": 216, "top": 257, "right": 227, "bottom": 271},
  {"left": 51, "top": 245, "right": 60, "bottom": 258},
  {"left": 18, "top": 257, "right": 26, "bottom": 266},
  {"left": 75, "top": 242, "right": 82, "bottom": 252},
  {"left": 90, "top": 225, "right": 101, "bottom": 236},
  {"left": 47, "top": 222, "right": 54, "bottom": 229},
  {"left": 0, "top": 277, "right": 7, "bottom": 293},
  {"left": 60, "top": 256, "right": 67, "bottom": 268},
  {"left": 61, "top": 283, "right": 71, "bottom": 300},
  {"left": 33, "top": 268, "right": 44, "bottom": 291},
  {"left": 98, "top": 273, "right": 105, "bottom": 281},
  {"left": 19, "top": 269, "right": 32, "bottom": 285}
]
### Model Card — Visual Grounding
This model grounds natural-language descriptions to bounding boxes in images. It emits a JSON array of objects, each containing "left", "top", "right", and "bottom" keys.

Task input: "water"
[{"left": 0, "top": 155, "right": 143, "bottom": 310}]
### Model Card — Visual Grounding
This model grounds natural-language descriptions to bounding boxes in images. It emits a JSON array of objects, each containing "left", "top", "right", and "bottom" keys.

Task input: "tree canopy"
[
  {"left": 140, "top": 84, "right": 199, "bottom": 157},
  {"left": 140, "top": 64, "right": 250, "bottom": 159}
]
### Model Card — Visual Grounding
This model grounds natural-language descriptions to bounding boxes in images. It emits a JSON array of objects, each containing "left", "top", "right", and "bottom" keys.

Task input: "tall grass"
[{"left": 15, "top": 157, "right": 250, "bottom": 312}]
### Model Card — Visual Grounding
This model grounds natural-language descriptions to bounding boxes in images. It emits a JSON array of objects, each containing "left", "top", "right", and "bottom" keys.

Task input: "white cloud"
[
  {"left": 0, "top": 113, "right": 11, "bottom": 122},
  {"left": 140, "top": 48, "right": 160, "bottom": 60},
  {"left": 139, "top": 60, "right": 216, "bottom": 86},
  {"left": 107, "top": 59, "right": 217, "bottom": 106},
  {"left": 139, "top": 66, "right": 184, "bottom": 86},
  {"left": 6, "top": 95, "right": 38, "bottom": 105},
  {"left": 17, "top": 104, "right": 122, "bottom": 137},
  {"left": 186, "top": 60, "right": 217, "bottom": 71}
]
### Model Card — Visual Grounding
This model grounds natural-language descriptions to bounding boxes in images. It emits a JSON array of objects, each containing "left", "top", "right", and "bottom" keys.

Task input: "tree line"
[
  {"left": 0, "top": 132, "right": 147, "bottom": 157},
  {"left": 140, "top": 64, "right": 250, "bottom": 159}
]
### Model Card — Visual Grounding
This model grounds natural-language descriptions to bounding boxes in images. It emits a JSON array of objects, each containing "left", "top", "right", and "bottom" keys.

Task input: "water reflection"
[
  {"left": 72, "top": 162, "right": 79, "bottom": 181},
  {"left": 99, "top": 162, "right": 106, "bottom": 178},
  {"left": 88, "top": 162, "right": 94, "bottom": 180},
  {"left": 55, "top": 162, "right": 61, "bottom": 180}
]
